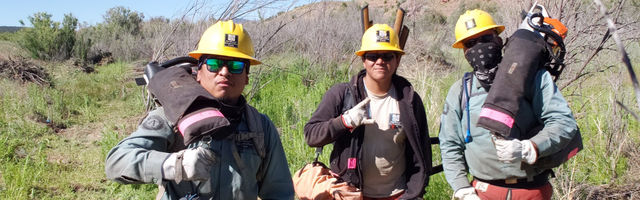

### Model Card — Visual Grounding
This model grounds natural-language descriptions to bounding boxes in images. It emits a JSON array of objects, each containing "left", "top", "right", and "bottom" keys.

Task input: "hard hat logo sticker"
[
  {"left": 465, "top": 19, "right": 476, "bottom": 30},
  {"left": 376, "top": 30, "right": 390, "bottom": 42},
  {"left": 224, "top": 34, "right": 239, "bottom": 48}
]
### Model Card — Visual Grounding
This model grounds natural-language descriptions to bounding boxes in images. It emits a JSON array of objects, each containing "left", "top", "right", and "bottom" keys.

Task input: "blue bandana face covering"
[{"left": 464, "top": 41, "right": 503, "bottom": 89}]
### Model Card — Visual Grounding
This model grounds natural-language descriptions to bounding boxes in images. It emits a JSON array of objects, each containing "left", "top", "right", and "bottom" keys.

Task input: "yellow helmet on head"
[
  {"left": 355, "top": 24, "right": 405, "bottom": 56},
  {"left": 452, "top": 9, "right": 505, "bottom": 49},
  {"left": 189, "top": 20, "right": 261, "bottom": 65}
]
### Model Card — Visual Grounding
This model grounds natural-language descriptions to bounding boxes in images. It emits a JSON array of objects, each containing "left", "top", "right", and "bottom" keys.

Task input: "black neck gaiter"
[
  {"left": 464, "top": 42, "right": 503, "bottom": 90},
  {"left": 218, "top": 96, "right": 246, "bottom": 126},
  {"left": 204, "top": 96, "right": 246, "bottom": 140}
]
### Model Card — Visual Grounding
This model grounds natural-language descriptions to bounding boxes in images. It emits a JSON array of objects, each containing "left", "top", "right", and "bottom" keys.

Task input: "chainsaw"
[{"left": 519, "top": 2, "right": 568, "bottom": 81}]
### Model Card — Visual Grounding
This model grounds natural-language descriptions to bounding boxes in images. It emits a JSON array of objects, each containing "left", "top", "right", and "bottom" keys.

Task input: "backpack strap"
[
  {"left": 243, "top": 105, "right": 266, "bottom": 159},
  {"left": 459, "top": 72, "right": 473, "bottom": 117},
  {"left": 226, "top": 104, "right": 267, "bottom": 182}
]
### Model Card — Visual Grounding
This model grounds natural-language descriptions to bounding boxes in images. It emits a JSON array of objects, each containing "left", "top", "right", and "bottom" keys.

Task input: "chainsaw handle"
[
  {"left": 159, "top": 56, "right": 198, "bottom": 69},
  {"left": 527, "top": 13, "right": 566, "bottom": 55},
  {"left": 527, "top": 13, "right": 567, "bottom": 81},
  {"left": 141, "top": 56, "right": 199, "bottom": 86}
]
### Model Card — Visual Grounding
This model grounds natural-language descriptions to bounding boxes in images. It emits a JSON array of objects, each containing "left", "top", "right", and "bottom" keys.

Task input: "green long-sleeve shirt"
[
  {"left": 105, "top": 106, "right": 294, "bottom": 200},
  {"left": 438, "top": 70, "right": 578, "bottom": 192}
]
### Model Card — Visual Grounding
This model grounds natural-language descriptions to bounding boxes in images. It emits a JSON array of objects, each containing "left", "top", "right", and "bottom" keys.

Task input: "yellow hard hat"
[
  {"left": 189, "top": 20, "right": 261, "bottom": 65},
  {"left": 355, "top": 24, "right": 405, "bottom": 56},
  {"left": 452, "top": 9, "right": 505, "bottom": 49}
]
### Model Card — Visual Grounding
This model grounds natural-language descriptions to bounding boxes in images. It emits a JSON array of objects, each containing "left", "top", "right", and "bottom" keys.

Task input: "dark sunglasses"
[
  {"left": 203, "top": 58, "right": 248, "bottom": 74},
  {"left": 463, "top": 34, "right": 496, "bottom": 48},
  {"left": 364, "top": 53, "right": 396, "bottom": 62}
]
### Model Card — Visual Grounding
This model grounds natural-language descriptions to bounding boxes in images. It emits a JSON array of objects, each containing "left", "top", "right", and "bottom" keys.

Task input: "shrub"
[
  {"left": 103, "top": 6, "right": 144, "bottom": 37},
  {"left": 85, "top": 6, "right": 145, "bottom": 61},
  {"left": 73, "top": 32, "right": 92, "bottom": 62},
  {"left": 17, "top": 12, "right": 78, "bottom": 61}
]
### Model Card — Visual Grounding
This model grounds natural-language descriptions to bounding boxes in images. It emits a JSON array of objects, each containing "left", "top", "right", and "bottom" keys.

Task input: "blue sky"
[{"left": 1, "top": 0, "right": 311, "bottom": 27}]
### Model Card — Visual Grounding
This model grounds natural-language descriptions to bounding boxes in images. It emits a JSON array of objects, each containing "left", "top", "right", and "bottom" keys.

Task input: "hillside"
[
  {"left": 0, "top": 26, "right": 23, "bottom": 33},
  {"left": 0, "top": 0, "right": 639, "bottom": 199}
]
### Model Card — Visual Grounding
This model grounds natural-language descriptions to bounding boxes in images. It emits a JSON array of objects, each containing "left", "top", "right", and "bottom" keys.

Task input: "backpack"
[{"left": 458, "top": 72, "right": 582, "bottom": 170}]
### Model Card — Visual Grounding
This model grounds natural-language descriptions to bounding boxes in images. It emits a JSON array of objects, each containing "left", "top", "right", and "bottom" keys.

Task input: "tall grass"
[
  {"left": 249, "top": 53, "right": 351, "bottom": 171},
  {"left": 0, "top": 61, "right": 145, "bottom": 199}
]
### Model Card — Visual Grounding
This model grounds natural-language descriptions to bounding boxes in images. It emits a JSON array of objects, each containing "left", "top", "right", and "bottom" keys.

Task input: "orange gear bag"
[{"left": 292, "top": 162, "right": 362, "bottom": 200}]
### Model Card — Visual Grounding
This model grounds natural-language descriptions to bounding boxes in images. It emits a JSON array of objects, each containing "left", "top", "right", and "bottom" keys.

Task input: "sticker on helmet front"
[
  {"left": 224, "top": 34, "right": 238, "bottom": 48},
  {"left": 465, "top": 19, "right": 476, "bottom": 30},
  {"left": 376, "top": 30, "right": 390, "bottom": 42}
]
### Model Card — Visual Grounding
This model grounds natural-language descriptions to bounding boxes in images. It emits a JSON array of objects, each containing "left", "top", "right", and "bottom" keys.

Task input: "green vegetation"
[
  {"left": 18, "top": 12, "right": 79, "bottom": 61},
  {"left": 79, "top": 6, "right": 145, "bottom": 61},
  {"left": 3, "top": 48, "right": 637, "bottom": 198},
  {"left": 0, "top": 62, "right": 145, "bottom": 199},
  {"left": 1, "top": 0, "right": 639, "bottom": 199}
]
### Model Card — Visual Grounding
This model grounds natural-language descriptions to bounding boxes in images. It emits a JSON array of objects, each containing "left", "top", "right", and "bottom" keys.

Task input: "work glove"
[
  {"left": 493, "top": 137, "right": 538, "bottom": 164},
  {"left": 341, "top": 97, "right": 374, "bottom": 129},
  {"left": 454, "top": 187, "right": 481, "bottom": 200},
  {"left": 162, "top": 147, "right": 217, "bottom": 183}
]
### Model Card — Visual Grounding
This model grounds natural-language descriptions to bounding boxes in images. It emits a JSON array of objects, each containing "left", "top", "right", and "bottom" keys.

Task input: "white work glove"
[
  {"left": 341, "top": 97, "right": 374, "bottom": 129},
  {"left": 493, "top": 137, "right": 537, "bottom": 164},
  {"left": 162, "top": 147, "right": 217, "bottom": 182},
  {"left": 454, "top": 187, "right": 481, "bottom": 200}
]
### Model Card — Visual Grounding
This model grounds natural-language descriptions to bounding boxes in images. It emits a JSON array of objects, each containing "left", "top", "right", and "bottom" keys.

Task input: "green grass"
[
  {"left": 249, "top": 54, "right": 351, "bottom": 171},
  {"left": 0, "top": 61, "right": 148, "bottom": 199}
]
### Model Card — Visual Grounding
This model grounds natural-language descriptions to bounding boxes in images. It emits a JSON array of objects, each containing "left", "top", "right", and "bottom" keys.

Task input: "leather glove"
[
  {"left": 341, "top": 97, "right": 374, "bottom": 129},
  {"left": 493, "top": 137, "right": 537, "bottom": 164},
  {"left": 454, "top": 187, "right": 481, "bottom": 200},
  {"left": 162, "top": 147, "right": 217, "bottom": 182}
]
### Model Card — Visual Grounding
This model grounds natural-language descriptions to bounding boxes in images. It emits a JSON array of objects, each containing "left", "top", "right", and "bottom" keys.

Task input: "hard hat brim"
[
  {"left": 189, "top": 49, "right": 262, "bottom": 65},
  {"left": 452, "top": 25, "right": 505, "bottom": 49},
  {"left": 355, "top": 48, "right": 405, "bottom": 56}
]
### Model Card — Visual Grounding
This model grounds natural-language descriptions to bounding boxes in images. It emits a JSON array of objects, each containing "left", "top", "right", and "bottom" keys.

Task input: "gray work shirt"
[{"left": 438, "top": 70, "right": 578, "bottom": 192}]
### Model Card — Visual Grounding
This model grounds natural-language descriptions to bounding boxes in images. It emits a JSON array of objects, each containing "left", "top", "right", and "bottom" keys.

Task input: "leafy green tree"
[
  {"left": 18, "top": 12, "right": 78, "bottom": 60},
  {"left": 103, "top": 6, "right": 144, "bottom": 36},
  {"left": 57, "top": 14, "right": 78, "bottom": 59}
]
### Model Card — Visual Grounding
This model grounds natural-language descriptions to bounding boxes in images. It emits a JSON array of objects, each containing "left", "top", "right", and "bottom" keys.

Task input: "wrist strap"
[{"left": 174, "top": 151, "right": 185, "bottom": 183}]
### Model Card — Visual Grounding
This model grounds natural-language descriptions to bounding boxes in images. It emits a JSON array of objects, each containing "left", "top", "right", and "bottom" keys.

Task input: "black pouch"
[
  {"left": 478, "top": 29, "right": 549, "bottom": 137},
  {"left": 148, "top": 67, "right": 231, "bottom": 146}
]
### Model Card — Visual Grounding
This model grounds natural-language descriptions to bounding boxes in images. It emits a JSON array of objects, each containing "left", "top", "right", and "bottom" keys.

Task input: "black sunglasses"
[
  {"left": 364, "top": 53, "right": 396, "bottom": 62},
  {"left": 463, "top": 34, "right": 496, "bottom": 48},
  {"left": 202, "top": 58, "right": 248, "bottom": 74}
]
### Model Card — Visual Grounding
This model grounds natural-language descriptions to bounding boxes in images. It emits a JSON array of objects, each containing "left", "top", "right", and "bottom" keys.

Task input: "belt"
[{"left": 473, "top": 170, "right": 552, "bottom": 189}]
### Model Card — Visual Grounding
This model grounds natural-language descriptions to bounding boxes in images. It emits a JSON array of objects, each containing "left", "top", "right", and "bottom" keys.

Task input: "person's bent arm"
[
  {"left": 105, "top": 108, "right": 177, "bottom": 185},
  {"left": 304, "top": 84, "right": 352, "bottom": 147},
  {"left": 529, "top": 70, "right": 578, "bottom": 157}
]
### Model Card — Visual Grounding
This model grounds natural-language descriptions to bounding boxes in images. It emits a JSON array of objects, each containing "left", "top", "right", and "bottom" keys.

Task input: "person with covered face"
[
  {"left": 438, "top": 10, "right": 578, "bottom": 200},
  {"left": 304, "top": 23, "right": 431, "bottom": 199}
]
